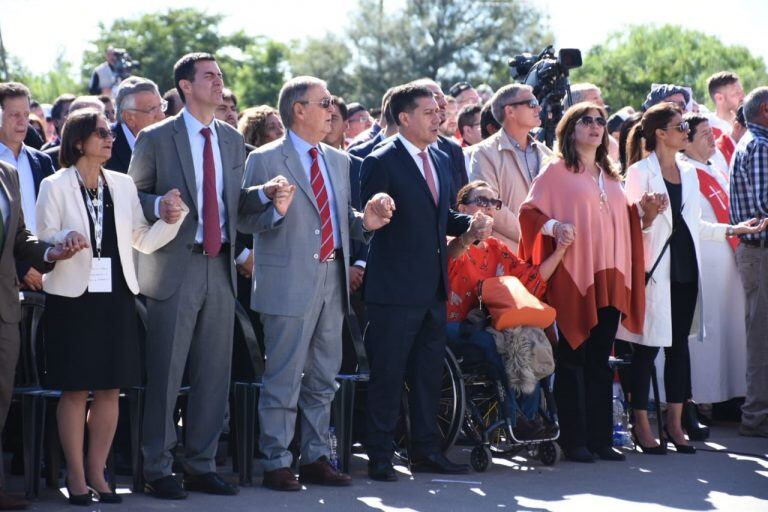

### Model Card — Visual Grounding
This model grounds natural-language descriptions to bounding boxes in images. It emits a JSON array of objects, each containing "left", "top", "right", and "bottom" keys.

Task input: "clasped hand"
[
  {"left": 158, "top": 188, "right": 186, "bottom": 224},
  {"left": 466, "top": 211, "right": 493, "bottom": 242},
  {"left": 47, "top": 231, "right": 90, "bottom": 261},
  {"left": 639, "top": 192, "right": 669, "bottom": 226},
  {"left": 264, "top": 175, "right": 296, "bottom": 216},
  {"left": 553, "top": 222, "right": 576, "bottom": 248},
  {"left": 363, "top": 193, "right": 396, "bottom": 231}
]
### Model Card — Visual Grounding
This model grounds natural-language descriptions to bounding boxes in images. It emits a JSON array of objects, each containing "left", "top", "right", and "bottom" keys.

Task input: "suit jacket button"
[
  {"left": 313, "top": 253, "right": 319, "bottom": 260},
  {"left": 315, "top": 229, "right": 320, "bottom": 235}
]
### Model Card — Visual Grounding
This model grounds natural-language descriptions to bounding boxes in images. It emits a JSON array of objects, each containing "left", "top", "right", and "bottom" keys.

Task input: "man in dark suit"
[
  {"left": 0, "top": 83, "right": 56, "bottom": 292},
  {"left": 348, "top": 88, "right": 396, "bottom": 157},
  {"left": 107, "top": 77, "right": 166, "bottom": 172},
  {"left": 0, "top": 160, "right": 81, "bottom": 510},
  {"left": 360, "top": 84, "right": 492, "bottom": 481}
]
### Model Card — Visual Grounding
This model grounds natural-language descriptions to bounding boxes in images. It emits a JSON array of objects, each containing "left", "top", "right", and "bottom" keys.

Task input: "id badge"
[{"left": 88, "top": 257, "right": 112, "bottom": 293}]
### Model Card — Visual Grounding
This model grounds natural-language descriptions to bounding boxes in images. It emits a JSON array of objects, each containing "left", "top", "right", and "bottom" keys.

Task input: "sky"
[{"left": 2, "top": 0, "right": 767, "bottom": 76}]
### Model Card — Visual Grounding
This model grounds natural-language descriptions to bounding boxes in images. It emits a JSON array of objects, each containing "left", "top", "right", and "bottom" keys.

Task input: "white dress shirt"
[
  {"left": 0, "top": 143, "right": 37, "bottom": 234},
  {"left": 121, "top": 122, "right": 137, "bottom": 151},
  {"left": 397, "top": 134, "right": 440, "bottom": 198}
]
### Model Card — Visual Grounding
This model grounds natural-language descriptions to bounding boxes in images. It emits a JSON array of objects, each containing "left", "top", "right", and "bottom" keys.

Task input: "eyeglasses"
[
  {"left": 662, "top": 121, "right": 690, "bottom": 133},
  {"left": 462, "top": 196, "right": 502, "bottom": 209},
  {"left": 126, "top": 99, "right": 168, "bottom": 115},
  {"left": 505, "top": 98, "right": 539, "bottom": 109},
  {"left": 93, "top": 128, "right": 115, "bottom": 140},
  {"left": 577, "top": 115, "right": 607, "bottom": 127},
  {"left": 298, "top": 97, "right": 334, "bottom": 109}
]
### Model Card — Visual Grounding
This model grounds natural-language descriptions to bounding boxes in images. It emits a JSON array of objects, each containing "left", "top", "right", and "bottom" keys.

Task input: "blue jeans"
[{"left": 446, "top": 322, "right": 540, "bottom": 426}]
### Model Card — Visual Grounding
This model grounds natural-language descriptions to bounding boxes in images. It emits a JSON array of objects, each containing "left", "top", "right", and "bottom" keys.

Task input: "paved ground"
[{"left": 8, "top": 424, "right": 767, "bottom": 512}]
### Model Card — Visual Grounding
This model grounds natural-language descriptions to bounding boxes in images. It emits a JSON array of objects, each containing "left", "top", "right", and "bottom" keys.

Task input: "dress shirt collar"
[
  {"left": 0, "top": 141, "right": 28, "bottom": 162},
  {"left": 505, "top": 130, "right": 536, "bottom": 151},
  {"left": 120, "top": 122, "right": 137, "bottom": 151},
  {"left": 182, "top": 108, "right": 218, "bottom": 141},
  {"left": 747, "top": 122, "right": 768, "bottom": 142},
  {"left": 288, "top": 130, "right": 323, "bottom": 157},
  {"left": 397, "top": 133, "right": 431, "bottom": 158}
]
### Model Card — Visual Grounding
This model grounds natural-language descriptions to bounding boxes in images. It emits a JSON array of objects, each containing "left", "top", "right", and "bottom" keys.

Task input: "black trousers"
[
  {"left": 631, "top": 281, "right": 698, "bottom": 410},
  {"left": 364, "top": 301, "right": 446, "bottom": 462},
  {"left": 555, "top": 307, "right": 621, "bottom": 451}
]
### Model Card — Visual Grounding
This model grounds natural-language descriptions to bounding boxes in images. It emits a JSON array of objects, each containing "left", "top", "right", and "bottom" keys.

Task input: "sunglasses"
[
  {"left": 93, "top": 128, "right": 115, "bottom": 140},
  {"left": 506, "top": 98, "right": 539, "bottom": 109},
  {"left": 463, "top": 196, "right": 502, "bottom": 209},
  {"left": 299, "top": 97, "right": 334, "bottom": 109},
  {"left": 578, "top": 115, "right": 607, "bottom": 127},
  {"left": 662, "top": 121, "right": 690, "bottom": 133}
]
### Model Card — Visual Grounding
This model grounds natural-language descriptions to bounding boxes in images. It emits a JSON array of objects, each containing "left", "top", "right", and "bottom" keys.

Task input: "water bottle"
[
  {"left": 612, "top": 396, "right": 633, "bottom": 448},
  {"left": 328, "top": 427, "right": 339, "bottom": 470}
]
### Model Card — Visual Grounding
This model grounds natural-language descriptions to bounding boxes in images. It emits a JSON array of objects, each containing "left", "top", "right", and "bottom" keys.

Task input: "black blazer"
[
  {"left": 436, "top": 135, "right": 468, "bottom": 207},
  {"left": 360, "top": 137, "right": 470, "bottom": 306},
  {"left": 349, "top": 131, "right": 385, "bottom": 160},
  {"left": 16, "top": 147, "right": 55, "bottom": 280},
  {"left": 105, "top": 123, "right": 133, "bottom": 173},
  {"left": 348, "top": 155, "right": 368, "bottom": 265}
]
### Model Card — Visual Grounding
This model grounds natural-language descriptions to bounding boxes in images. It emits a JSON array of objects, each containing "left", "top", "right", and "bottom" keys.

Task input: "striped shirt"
[{"left": 730, "top": 123, "right": 768, "bottom": 241}]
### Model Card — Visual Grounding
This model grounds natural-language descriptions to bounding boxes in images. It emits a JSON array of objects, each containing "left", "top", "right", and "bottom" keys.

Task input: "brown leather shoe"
[
  {"left": 262, "top": 468, "right": 300, "bottom": 492},
  {"left": 299, "top": 457, "right": 352, "bottom": 486},
  {"left": 0, "top": 491, "right": 29, "bottom": 510}
]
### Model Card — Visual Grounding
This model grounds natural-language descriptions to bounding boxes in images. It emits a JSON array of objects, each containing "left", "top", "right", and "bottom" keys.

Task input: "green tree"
[
  {"left": 346, "top": 0, "right": 553, "bottom": 105},
  {"left": 226, "top": 38, "right": 289, "bottom": 107},
  {"left": 288, "top": 35, "right": 356, "bottom": 102},
  {"left": 571, "top": 24, "right": 768, "bottom": 111},
  {"left": 7, "top": 51, "right": 81, "bottom": 103}
]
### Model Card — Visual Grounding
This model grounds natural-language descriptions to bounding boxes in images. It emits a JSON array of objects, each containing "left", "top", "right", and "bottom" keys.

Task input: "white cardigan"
[
  {"left": 617, "top": 152, "right": 727, "bottom": 347},
  {"left": 36, "top": 166, "right": 187, "bottom": 297}
]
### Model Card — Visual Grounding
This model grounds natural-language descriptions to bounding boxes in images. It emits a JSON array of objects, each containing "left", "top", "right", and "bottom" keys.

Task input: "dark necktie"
[
  {"left": 308, "top": 147, "right": 335, "bottom": 262},
  {"left": 200, "top": 127, "right": 221, "bottom": 258}
]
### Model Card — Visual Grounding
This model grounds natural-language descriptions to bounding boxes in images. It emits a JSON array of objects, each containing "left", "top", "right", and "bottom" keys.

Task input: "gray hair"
[
  {"left": 69, "top": 96, "right": 104, "bottom": 114},
  {"left": 115, "top": 76, "right": 161, "bottom": 122},
  {"left": 569, "top": 83, "right": 600, "bottom": 104},
  {"left": 278, "top": 76, "right": 327, "bottom": 129},
  {"left": 743, "top": 86, "right": 768, "bottom": 124},
  {"left": 490, "top": 84, "right": 532, "bottom": 124}
]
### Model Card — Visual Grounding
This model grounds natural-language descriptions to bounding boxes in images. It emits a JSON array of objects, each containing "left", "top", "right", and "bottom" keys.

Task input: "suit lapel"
[
  {"left": 216, "top": 121, "right": 239, "bottom": 237},
  {"left": 282, "top": 136, "right": 318, "bottom": 212},
  {"left": 65, "top": 167, "right": 91, "bottom": 239},
  {"left": 394, "top": 138, "right": 437, "bottom": 209},
  {"left": 0, "top": 167, "right": 13, "bottom": 251},
  {"left": 172, "top": 115, "right": 199, "bottom": 213},
  {"left": 647, "top": 153, "right": 673, "bottom": 228},
  {"left": 26, "top": 150, "right": 45, "bottom": 197},
  {"left": 429, "top": 146, "right": 451, "bottom": 213}
]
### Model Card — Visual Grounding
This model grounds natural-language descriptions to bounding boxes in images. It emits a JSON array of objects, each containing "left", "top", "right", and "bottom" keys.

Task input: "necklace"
[{"left": 590, "top": 166, "right": 609, "bottom": 210}]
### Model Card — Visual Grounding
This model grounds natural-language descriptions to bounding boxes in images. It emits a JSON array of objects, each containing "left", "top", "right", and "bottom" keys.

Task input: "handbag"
[{"left": 479, "top": 276, "right": 556, "bottom": 330}]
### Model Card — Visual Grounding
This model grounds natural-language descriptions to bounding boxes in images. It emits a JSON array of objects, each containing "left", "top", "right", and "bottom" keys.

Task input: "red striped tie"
[{"left": 308, "top": 147, "right": 335, "bottom": 262}]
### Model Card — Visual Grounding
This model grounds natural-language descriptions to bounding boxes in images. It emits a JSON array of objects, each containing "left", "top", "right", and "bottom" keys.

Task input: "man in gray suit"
[
  {"left": 129, "top": 53, "right": 292, "bottom": 500},
  {"left": 241, "top": 76, "right": 393, "bottom": 491}
]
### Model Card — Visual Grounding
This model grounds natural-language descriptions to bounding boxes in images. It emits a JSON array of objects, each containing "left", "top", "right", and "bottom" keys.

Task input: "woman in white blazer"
[
  {"left": 35, "top": 109, "right": 187, "bottom": 505},
  {"left": 621, "top": 103, "right": 764, "bottom": 455}
]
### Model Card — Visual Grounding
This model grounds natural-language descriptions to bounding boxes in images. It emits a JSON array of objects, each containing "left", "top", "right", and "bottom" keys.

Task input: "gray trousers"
[
  {"left": 142, "top": 253, "right": 235, "bottom": 481},
  {"left": 736, "top": 244, "right": 768, "bottom": 429},
  {"left": 0, "top": 320, "right": 20, "bottom": 489},
  {"left": 258, "top": 259, "right": 344, "bottom": 472}
]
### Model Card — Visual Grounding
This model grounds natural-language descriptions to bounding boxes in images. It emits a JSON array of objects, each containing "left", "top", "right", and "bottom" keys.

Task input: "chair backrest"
[
  {"left": 16, "top": 291, "right": 45, "bottom": 388},
  {"left": 347, "top": 310, "right": 369, "bottom": 374},
  {"left": 234, "top": 301, "right": 264, "bottom": 378}
]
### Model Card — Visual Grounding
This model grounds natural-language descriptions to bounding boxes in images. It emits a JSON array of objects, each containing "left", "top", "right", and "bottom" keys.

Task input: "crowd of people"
[{"left": 0, "top": 47, "right": 765, "bottom": 510}]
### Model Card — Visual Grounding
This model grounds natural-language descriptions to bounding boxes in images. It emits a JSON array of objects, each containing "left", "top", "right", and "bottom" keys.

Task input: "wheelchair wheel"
[
  {"left": 463, "top": 373, "right": 518, "bottom": 455},
  {"left": 470, "top": 445, "right": 492, "bottom": 472},
  {"left": 395, "top": 347, "right": 466, "bottom": 458},
  {"left": 538, "top": 441, "right": 561, "bottom": 466}
]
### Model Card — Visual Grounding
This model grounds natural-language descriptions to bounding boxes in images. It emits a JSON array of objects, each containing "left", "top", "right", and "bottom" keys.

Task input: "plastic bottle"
[
  {"left": 328, "top": 426, "right": 339, "bottom": 470},
  {"left": 612, "top": 396, "right": 633, "bottom": 448}
]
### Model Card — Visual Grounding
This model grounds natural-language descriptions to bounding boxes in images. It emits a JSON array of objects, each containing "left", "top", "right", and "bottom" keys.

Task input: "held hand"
[
  {"left": 553, "top": 222, "right": 575, "bottom": 246},
  {"left": 273, "top": 184, "right": 296, "bottom": 216},
  {"left": 21, "top": 268, "right": 43, "bottom": 291},
  {"left": 236, "top": 252, "right": 254, "bottom": 279},
  {"left": 159, "top": 188, "right": 184, "bottom": 224},
  {"left": 263, "top": 175, "right": 291, "bottom": 200},
  {"left": 467, "top": 211, "right": 494, "bottom": 242},
  {"left": 732, "top": 217, "right": 768, "bottom": 235},
  {"left": 363, "top": 193, "right": 396, "bottom": 231},
  {"left": 47, "top": 231, "right": 90, "bottom": 261},
  {"left": 348, "top": 265, "right": 364, "bottom": 293}
]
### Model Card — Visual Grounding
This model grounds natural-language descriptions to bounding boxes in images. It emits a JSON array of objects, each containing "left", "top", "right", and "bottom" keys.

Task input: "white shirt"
[
  {"left": 0, "top": 143, "right": 37, "bottom": 234},
  {"left": 121, "top": 122, "right": 137, "bottom": 151},
  {"left": 397, "top": 134, "right": 440, "bottom": 199},
  {"left": 288, "top": 130, "right": 342, "bottom": 248},
  {"left": 182, "top": 108, "right": 227, "bottom": 243}
]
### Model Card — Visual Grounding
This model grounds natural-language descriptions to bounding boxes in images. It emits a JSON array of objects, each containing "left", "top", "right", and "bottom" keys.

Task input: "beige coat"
[{"left": 469, "top": 130, "right": 552, "bottom": 252}]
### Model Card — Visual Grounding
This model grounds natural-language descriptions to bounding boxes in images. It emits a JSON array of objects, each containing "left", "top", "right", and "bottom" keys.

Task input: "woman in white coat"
[
  {"left": 679, "top": 114, "right": 747, "bottom": 406},
  {"left": 36, "top": 109, "right": 187, "bottom": 505},
  {"left": 622, "top": 103, "right": 764, "bottom": 455}
]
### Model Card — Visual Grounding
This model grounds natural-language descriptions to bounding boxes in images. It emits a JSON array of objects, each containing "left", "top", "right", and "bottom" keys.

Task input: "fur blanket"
[{"left": 488, "top": 325, "right": 555, "bottom": 394}]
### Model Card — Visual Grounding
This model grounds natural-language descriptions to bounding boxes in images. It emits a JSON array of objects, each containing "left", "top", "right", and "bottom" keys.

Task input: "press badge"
[{"left": 88, "top": 258, "right": 112, "bottom": 293}]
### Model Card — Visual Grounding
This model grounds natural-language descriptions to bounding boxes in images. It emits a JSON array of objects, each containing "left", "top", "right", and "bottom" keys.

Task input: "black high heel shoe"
[
  {"left": 631, "top": 426, "right": 667, "bottom": 455},
  {"left": 664, "top": 427, "right": 696, "bottom": 454},
  {"left": 682, "top": 401, "right": 710, "bottom": 441},
  {"left": 87, "top": 481, "right": 123, "bottom": 504},
  {"left": 65, "top": 479, "right": 93, "bottom": 506}
]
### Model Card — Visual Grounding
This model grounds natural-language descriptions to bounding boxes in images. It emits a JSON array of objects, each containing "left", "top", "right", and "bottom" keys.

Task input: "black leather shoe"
[
  {"left": 563, "top": 446, "right": 595, "bottom": 463},
  {"left": 592, "top": 446, "right": 626, "bottom": 461},
  {"left": 368, "top": 460, "right": 398, "bottom": 482},
  {"left": 144, "top": 475, "right": 188, "bottom": 500},
  {"left": 184, "top": 472, "right": 239, "bottom": 495},
  {"left": 410, "top": 452, "right": 470, "bottom": 474}
]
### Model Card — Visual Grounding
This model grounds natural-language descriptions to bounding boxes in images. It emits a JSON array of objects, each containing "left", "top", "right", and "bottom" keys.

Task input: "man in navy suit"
[
  {"left": 361, "top": 84, "right": 492, "bottom": 481},
  {"left": 0, "top": 82, "right": 56, "bottom": 290}
]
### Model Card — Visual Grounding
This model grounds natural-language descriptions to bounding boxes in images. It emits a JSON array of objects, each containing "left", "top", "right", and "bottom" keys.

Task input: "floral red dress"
[{"left": 447, "top": 237, "right": 547, "bottom": 322}]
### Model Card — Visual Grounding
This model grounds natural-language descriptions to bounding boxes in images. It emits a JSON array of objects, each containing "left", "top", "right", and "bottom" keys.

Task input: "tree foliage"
[
  {"left": 571, "top": 24, "right": 768, "bottom": 111},
  {"left": 7, "top": 51, "right": 80, "bottom": 103},
  {"left": 288, "top": 35, "right": 356, "bottom": 103}
]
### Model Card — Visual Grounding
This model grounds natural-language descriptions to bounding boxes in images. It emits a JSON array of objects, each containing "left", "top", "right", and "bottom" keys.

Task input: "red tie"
[
  {"left": 200, "top": 127, "right": 221, "bottom": 258},
  {"left": 309, "top": 147, "right": 335, "bottom": 262},
  {"left": 418, "top": 151, "right": 439, "bottom": 205}
]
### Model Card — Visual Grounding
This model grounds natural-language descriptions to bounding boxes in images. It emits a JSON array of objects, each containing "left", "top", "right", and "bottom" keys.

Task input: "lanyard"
[{"left": 74, "top": 168, "right": 104, "bottom": 258}]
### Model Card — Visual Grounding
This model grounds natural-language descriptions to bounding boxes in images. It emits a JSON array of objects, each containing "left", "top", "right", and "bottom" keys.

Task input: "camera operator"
[{"left": 88, "top": 47, "right": 120, "bottom": 96}]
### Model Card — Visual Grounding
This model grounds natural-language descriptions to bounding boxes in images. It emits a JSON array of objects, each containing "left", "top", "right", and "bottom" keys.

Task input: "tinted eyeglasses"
[
  {"left": 577, "top": 115, "right": 607, "bottom": 127},
  {"left": 93, "top": 128, "right": 115, "bottom": 140},
  {"left": 506, "top": 98, "right": 539, "bottom": 109},
  {"left": 662, "top": 121, "right": 690, "bottom": 133},
  {"left": 299, "top": 97, "right": 334, "bottom": 109},
  {"left": 463, "top": 196, "right": 502, "bottom": 209}
]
